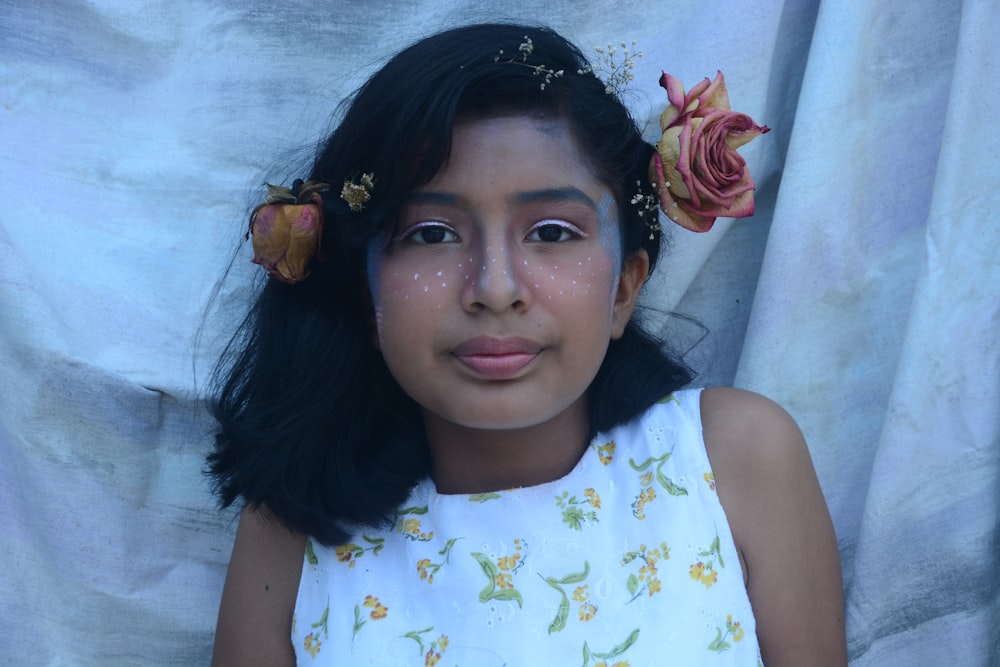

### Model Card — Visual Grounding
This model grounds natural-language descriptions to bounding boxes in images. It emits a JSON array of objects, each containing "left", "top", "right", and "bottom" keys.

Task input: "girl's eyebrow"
[
  {"left": 405, "top": 187, "right": 598, "bottom": 210},
  {"left": 513, "top": 187, "right": 597, "bottom": 210}
]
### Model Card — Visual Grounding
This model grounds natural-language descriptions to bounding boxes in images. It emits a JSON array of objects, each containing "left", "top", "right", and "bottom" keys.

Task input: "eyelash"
[
  {"left": 398, "top": 218, "right": 585, "bottom": 245},
  {"left": 399, "top": 221, "right": 459, "bottom": 245},
  {"left": 525, "top": 219, "right": 585, "bottom": 243}
]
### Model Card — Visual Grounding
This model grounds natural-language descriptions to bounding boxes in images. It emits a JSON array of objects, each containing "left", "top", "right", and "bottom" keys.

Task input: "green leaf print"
[
  {"left": 469, "top": 492, "right": 502, "bottom": 502},
  {"left": 397, "top": 505, "right": 429, "bottom": 516},
  {"left": 403, "top": 627, "right": 434, "bottom": 654},
  {"left": 627, "top": 573, "right": 639, "bottom": 597},
  {"left": 549, "top": 594, "right": 570, "bottom": 634},
  {"left": 540, "top": 561, "right": 590, "bottom": 634},
  {"left": 592, "top": 628, "right": 640, "bottom": 659},
  {"left": 471, "top": 552, "right": 523, "bottom": 608},
  {"left": 583, "top": 630, "right": 641, "bottom": 665},
  {"left": 305, "top": 539, "right": 318, "bottom": 565},
  {"left": 656, "top": 468, "right": 689, "bottom": 496},
  {"left": 708, "top": 627, "right": 732, "bottom": 652},
  {"left": 657, "top": 394, "right": 679, "bottom": 405}
]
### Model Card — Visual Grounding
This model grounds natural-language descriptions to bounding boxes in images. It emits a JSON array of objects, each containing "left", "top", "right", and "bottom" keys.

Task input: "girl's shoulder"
[{"left": 698, "top": 386, "right": 847, "bottom": 665}]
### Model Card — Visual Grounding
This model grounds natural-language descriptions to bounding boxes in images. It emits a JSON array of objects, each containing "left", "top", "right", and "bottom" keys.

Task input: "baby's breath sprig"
[
  {"left": 578, "top": 40, "right": 643, "bottom": 96},
  {"left": 631, "top": 180, "right": 662, "bottom": 240},
  {"left": 492, "top": 35, "right": 565, "bottom": 90}
]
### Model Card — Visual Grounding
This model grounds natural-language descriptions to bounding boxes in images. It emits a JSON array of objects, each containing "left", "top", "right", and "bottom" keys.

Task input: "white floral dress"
[{"left": 292, "top": 389, "right": 763, "bottom": 666}]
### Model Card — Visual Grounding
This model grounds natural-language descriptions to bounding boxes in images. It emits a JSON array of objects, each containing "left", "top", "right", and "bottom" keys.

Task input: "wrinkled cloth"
[{"left": 1, "top": 1, "right": 997, "bottom": 665}]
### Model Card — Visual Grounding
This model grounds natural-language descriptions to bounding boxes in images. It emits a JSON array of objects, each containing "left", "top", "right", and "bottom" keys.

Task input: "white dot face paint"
[{"left": 368, "top": 115, "right": 636, "bottom": 437}]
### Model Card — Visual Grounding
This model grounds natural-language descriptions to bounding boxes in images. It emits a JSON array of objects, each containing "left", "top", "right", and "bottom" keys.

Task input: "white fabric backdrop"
[{"left": 1, "top": 1, "right": 997, "bottom": 665}]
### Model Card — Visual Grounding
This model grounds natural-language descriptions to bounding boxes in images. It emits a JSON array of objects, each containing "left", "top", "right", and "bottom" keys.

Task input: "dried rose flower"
[
  {"left": 249, "top": 193, "right": 324, "bottom": 284},
  {"left": 650, "top": 71, "right": 769, "bottom": 232}
]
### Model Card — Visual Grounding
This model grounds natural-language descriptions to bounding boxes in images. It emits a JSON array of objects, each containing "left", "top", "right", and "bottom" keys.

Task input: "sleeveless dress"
[{"left": 292, "top": 389, "right": 763, "bottom": 665}]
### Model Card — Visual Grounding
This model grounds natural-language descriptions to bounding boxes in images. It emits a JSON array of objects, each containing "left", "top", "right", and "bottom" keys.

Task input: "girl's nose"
[{"left": 461, "top": 242, "right": 529, "bottom": 314}]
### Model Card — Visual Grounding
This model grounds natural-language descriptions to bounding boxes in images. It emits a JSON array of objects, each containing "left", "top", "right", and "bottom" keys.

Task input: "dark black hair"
[{"left": 208, "top": 23, "right": 693, "bottom": 546}]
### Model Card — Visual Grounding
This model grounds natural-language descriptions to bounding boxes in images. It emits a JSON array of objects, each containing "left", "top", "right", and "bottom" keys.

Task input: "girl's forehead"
[{"left": 419, "top": 115, "right": 609, "bottom": 197}]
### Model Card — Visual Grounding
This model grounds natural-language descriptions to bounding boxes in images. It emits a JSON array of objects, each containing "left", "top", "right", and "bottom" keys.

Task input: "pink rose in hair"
[
  {"left": 249, "top": 194, "right": 323, "bottom": 284},
  {"left": 650, "top": 71, "right": 769, "bottom": 232}
]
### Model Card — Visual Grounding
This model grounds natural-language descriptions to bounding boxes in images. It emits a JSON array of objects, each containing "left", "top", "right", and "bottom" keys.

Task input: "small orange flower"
[
  {"left": 496, "top": 573, "right": 514, "bottom": 589},
  {"left": 584, "top": 488, "right": 602, "bottom": 509},
  {"left": 417, "top": 558, "right": 431, "bottom": 581},
  {"left": 497, "top": 555, "right": 519, "bottom": 572},
  {"left": 304, "top": 632, "right": 322, "bottom": 658},
  {"left": 704, "top": 472, "right": 716, "bottom": 490},
  {"left": 572, "top": 585, "right": 589, "bottom": 602},
  {"left": 647, "top": 578, "right": 662, "bottom": 595},
  {"left": 579, "top": 602, "right": 598, "bottom": 621},
  {"left": 639, "top": 471, "right": 654, "bottom": 486},
  {"left": 335, "top": 544, "right": 357, "bottom": 563},
  {"left": 370, "top": 602, "right": 388, "bottom": 620},
  {"left": 597, "top": 441, "right": 616, "bottom": 465}
]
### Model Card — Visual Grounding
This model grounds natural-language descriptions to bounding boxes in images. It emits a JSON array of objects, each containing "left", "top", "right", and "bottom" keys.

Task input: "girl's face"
[{"left": 368, "top": 115, "right": 646, "bottom": 434}]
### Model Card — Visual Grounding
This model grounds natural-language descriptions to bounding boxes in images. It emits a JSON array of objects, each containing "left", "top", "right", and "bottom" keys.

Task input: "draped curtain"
[{"left": 1, "top": 1, "right": 997, "bottom": 664}]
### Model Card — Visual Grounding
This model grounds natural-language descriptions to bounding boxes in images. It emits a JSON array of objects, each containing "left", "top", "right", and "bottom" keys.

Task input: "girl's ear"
[{"left": 611, "top": 249, "right": 650, "bottom": 339}]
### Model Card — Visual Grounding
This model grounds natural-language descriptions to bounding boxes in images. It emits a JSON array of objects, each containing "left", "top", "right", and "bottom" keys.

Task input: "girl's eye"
[
  {"left": 402, "top": 223, "right": 458, "bottom": 245},
  {"left": 526, "top": 221, "right": 583, "bottom": 243}
]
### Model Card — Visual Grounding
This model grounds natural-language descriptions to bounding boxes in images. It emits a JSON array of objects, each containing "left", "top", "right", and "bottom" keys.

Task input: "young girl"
[{"left": 208, "top": 23, "right": 846, "bottom": 667}]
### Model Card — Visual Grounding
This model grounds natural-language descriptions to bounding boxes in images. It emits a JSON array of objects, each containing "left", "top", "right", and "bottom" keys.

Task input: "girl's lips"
[{"left": 452, "top": 337, "right": 542, "bottom": 379}]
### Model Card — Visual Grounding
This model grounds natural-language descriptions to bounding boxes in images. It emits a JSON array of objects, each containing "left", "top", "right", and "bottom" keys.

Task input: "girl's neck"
[{"left": 423, "top": 395, "right": 591, "bottom": 494}]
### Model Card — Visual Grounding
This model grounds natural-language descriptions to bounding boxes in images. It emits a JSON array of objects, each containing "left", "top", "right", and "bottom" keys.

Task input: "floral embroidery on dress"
[
  {"left": 404, "top": 628, "right": 452, "bottom": 666},
  {"left": 304, "top": 597, "right": 329, "bottom": 659},
  {"left": 395, "top": 505, "right": 434, "bottom": 541},
  {"left": 469, "top": 492, "right": 503, "bottom": 502},
  {"left": 621, "top": 542, "right": 669, "bottom": 599},
  {"left": 352, "top": 595, "right": 388, "bottom": 638},
  {"left": 629, "top": 451, "right": 688, "bottom": 498},
  {"left": 416, "top": 537, "right": 461, "bottom": 584},
  {"left": 583, "top": 628, "right": 640, "bottom": 667},
  {"left": 471, "top": 539, "right": 527, "bottom": 607},
  {"left": 335, "top": 535, "right": 385, "bottom": 568},
  {"left": 703, "top": 471, "right": 716, "bottom": 491},
  {"left": 556, "top": 488, "right": 601, "bottom": 529},
  {"left": 593, "top": 439, "right": 617, "bottom": 465},
  {"left": 689, "top": 535, "right": 725, "bottom": 589},
  {"left": 540, "top": 561, "right": 592, "bottom": 633},
  {"left": 708, "top": 614, "right": 746, "bottom": 652}
]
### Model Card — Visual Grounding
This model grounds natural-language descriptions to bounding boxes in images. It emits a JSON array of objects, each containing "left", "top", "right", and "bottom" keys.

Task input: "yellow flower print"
[
  {"left": 708, "top": 614, "right": 746, "bottom": 652},
  {"left": 622, "top": 543, "right": 668, "bottom": 599},
  {"left": 689, "top": 561, "right": 718, "bottom": 588},
  {"left": 690, "top": 534, "right": 726, "bottom": 588},
  {"left": 629, "top": 452, "right": 688, "bottom": 511},
  {"left": 334, "top": 535, "right": 384, "bottom": 568},
  {"left": 471, "top": 541, "right": 527, "bottom": 608},
  {"left": 353, "top": 595, "right": 389, "bottom": 636},
  {"left": 304, "top": 632, "right": 322, "bottom": 658},
  {"left": 594, "top": 439, "right": 616, "bottom": 465},
  {"left": 363, "top": 594, "right": 389, "bottom": 619},
  {"left": 556, "top": 490, "right": 601, "bottom": 529},
  {"left": 541, "top": 561, "right": 592, "bottom": 633},
  {"left": 394, "top": 506, "right": 434, "bottom": 541},
  {"left": 335, "top": 544, "right": 356, "bottom": 564},
  {"left": 415, "top": 537, "right": 461, "bottom": 584},
  {"left": 704, "top": 471, "right": 716, "bottom": 491},
  {"left": 423, "top": 634, "right": 449, "bottom": 666},
  {"left": 630, "top": 486, "right": 657, "bottom": 520}
]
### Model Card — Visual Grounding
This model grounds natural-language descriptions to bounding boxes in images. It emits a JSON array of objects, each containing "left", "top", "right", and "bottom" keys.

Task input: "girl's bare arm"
[
  {"left": 212, "top": 506, "right": 306, "bottom": 667},
  {"left": 702, "top": 386, "right": 847, "bottom": 667}
]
